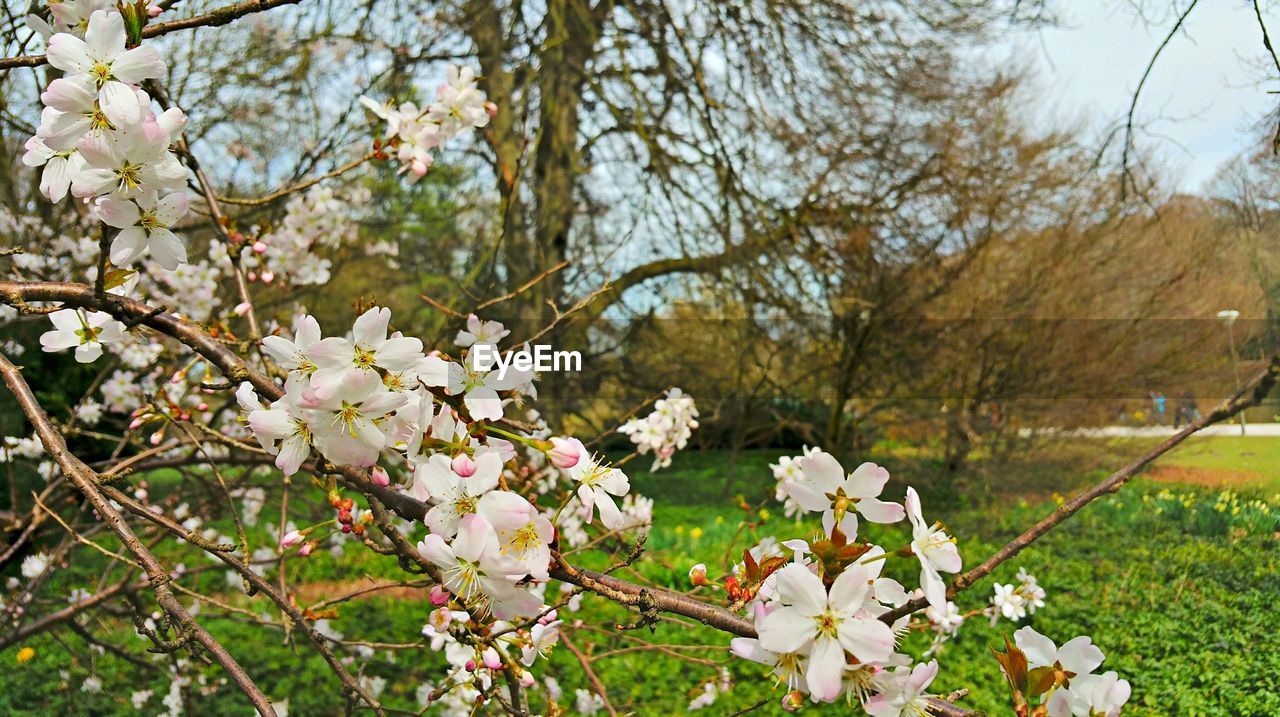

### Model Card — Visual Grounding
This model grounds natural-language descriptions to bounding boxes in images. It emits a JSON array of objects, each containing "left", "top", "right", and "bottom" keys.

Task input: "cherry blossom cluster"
[
  {"left": 229, "top": 308, "right": 664, "bottom": 703},
  {"left": 999, "top": 627, "right": 1132, "bottom": 717},
  {"left": 360, "top": 65, "right": 497, "bottom": 182},
  {"left": 720, "top": 448, "right": 1130, "bottom": 714},
  {"left": 24, "top": 7, "right": 191, "bottom": 269},
  {"left": 617, "top": 387, "right": 699, "bottom": 470},
  {"left": 238, "top": 184, "right": 374, "bottom": 287}
]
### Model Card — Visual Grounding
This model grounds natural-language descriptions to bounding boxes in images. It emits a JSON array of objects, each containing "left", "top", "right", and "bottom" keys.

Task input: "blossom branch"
[
  {"left": 0, "top": 0, "right": 304, "bottom": 70},
  {"left": 0, "top": 352, "right": 279, "bottom": 717},
  {"left": 880, "top": 351, "right": 1280, "bottom": 624}
]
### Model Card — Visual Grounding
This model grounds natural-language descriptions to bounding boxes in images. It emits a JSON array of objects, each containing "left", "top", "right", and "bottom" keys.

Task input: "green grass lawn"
[{"left": 1, "top": 438, "right": 1277, "bottom": 715}]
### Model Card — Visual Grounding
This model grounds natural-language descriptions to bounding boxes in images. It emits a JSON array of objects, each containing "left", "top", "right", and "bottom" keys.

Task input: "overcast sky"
[{"left": 997, "top": 1, "right": 1277, "bottom": 194}]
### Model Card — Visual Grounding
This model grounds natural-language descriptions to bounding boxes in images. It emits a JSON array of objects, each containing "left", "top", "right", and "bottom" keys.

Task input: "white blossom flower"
[
  {"left": 93, "top": 190, "right": 188, "bottom": 269},
  {"left": 45, "top": 10, "right": 165, "bottom": 126},
  {"left": 21, "top": 552, "right": 52, "bottom": 579},
  {"left": 71, "top": 119, "right": 186, "bottom": 200},
  {"left": 755, "top": 563, "right": 896, "bottom": 701},
  {"left": 1013, "top": 627, "right": 1106, "bottom": 679},
  {"left": 784, "top": 450, "right": 905, "bottom": 538},
  {"left": 40, "top": 308, "right": 126, "bottom": 363},
  {"left": 567, "top": 455, "right": 630, "bottom": 529},
  {"left": 991, "top": 583, "right": 1026, "bottom": 622},
  {"left": 417, "top": 514, "right": 531, "bottom": 618},
  {"left": 22, "top": 135, "right": 84, "bottom": 202},
  {"left": 904, "top": 487, "right": 961, "bottom": 611},
  {"left": 865, "top": 660, "right": 938, "bottom": 717},
  {"left": 1047, "top": 671, "right": 1132, "bottom": 717}
]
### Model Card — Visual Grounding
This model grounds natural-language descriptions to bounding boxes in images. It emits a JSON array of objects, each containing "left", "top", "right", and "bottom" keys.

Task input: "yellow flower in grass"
[
  {"left": 690, "top": 527, "right": 704, "bottom": 540},
  {"left": 16, "top": 647, "right": 35, "bottom": 663},
  {"left": 674, "top": 525, "right": 685, "bottom": 535}
]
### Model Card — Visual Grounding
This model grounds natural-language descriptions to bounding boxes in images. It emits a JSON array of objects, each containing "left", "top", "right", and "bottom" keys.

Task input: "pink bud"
[
  {"left": 429, "top": 585, "right": 449, "bottom": 606},
  {"left": 465, "top": 659, "right": 477, "bottom": 672},
  {"left": 197, "top": 402, "right": 209, "bottom": 412},
  {"left": 370, "top": 466, "right": 390, "bottom": 487},
  {"left": 149, "top": 431, "right": 163, "bottom": 446},
  {"left": 128, "top": 418, "right": 144, "bottom": 430},
  {"left": 260, "top": 271, "right": 275, "bottom": 284},
  {"left": 298, "top": 541, "right": 316, "bottom": 557},
  {"left": 253, "top": 241, "right": 268, "bottom": 254},
  {"left": 482, "top": 647, "right": 501, "bottom": 670},
  {"left": 247, "top": 271, "right": 257, "bottom": 282},
  {"left": 280, "top": 530, "right": 305, "bottom": 548},
  {"left": 518, "top": 671, "right": 535, "bottom": 688},
  {"left": 547, "top": 437, "right": 583, "bottom": 470},
  {"left": 234, "top": 302, "right": 252, "bottom": 317},
  {"left": 781, "top": 691, "right": 804, "bottom": 712},
  {"left": 485, "top": 101, "right": 498, "bottom": 118},
  {"left": 451, "top": 454, "right": 477, "bottom": 477}
]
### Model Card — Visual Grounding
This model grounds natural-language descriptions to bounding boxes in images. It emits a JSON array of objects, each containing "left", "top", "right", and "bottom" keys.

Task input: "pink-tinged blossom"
[
  {"left": 547, "top": 436, "right": 583, "bottom": 469},
  {"left": 455, "top": 314, "right": 509, "bottom": 348},
  {"left": 72, "top": 120, "right": 186, "bottom": 199},
  {"left": 905, "top": 487, "right": 961, "bottom": 611},
  {"left": 300, "top": 370, "right": 406, "bottom": 468},
  {"left": 416, "top": 514, "right": 532, "bottom": 618},
  {"left": 307, "top": 306, "right": 424, "bottom": 400},
  {"left": 413, "top": 452, "right": 502, "bottom": 537},
  {"left": 865, "top": 660, "right": 939, "bottom": 717},
  {"left": 419, "top": 355, "right": 529, "bottom": 422}
]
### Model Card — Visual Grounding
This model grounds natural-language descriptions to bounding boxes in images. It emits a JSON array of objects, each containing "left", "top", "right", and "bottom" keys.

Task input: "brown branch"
[
  {"left": 0, "top": 0, "right": 304, "bottom": 70},
  {"left": 559, "top": 631, "right": 620, "bottom": 717},
  {"left": 217, "top": 152, "right": 377, "bottom": 206},
  {"left": 881, "top": 351, "right": 1280, "bottom": 624},
  {"left": 0, "top": 352, "right": 279, "bottom": 717},
  {"left": 100, "top": 485, "right": 386, "bottom": 715}
]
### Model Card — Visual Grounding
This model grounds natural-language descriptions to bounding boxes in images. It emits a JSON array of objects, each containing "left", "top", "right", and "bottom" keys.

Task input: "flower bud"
[
  {"left": 298, "top": 541, "right": 316, "bottom": 557},
  {"left": 429, "top": 585, "right": 449, "bottom": 606},
  {"left": 253, "top": 241, "right": 268, "bottom": 254},
  {"left": 451, "top": 453, "right": 477, "bottom": 477},
  {"left": 280, "top": 529, "right": 305, "bottom": 548},
  {"left": 688, "top": 563, "right": 709, "bottom": 586},
  {"left": 482, "top": 646, "right": 501, "bottom": 670},
  {"left": 370, "top": 466, "right": 390, "bottom": 487},
  {"left": 465, "top": 659, "right": 477, "bottom": 672},
  {"left": 234, "top": 302, "right": 252, "bottom": 317},
  {"left": 485, "top": 101, "right": 498, "bottom": 118},
  {"left": 547, "top": 437, "right": 583, "bottom": 470},
  {"left": 518, "top": 670, "right": 535, "bottom": 688},
  {"left": 261, "top": 271, "right": 275, "bottom": 284},
  {"left": 781, "top": 690, "right": 804, "bottom": 712}
]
